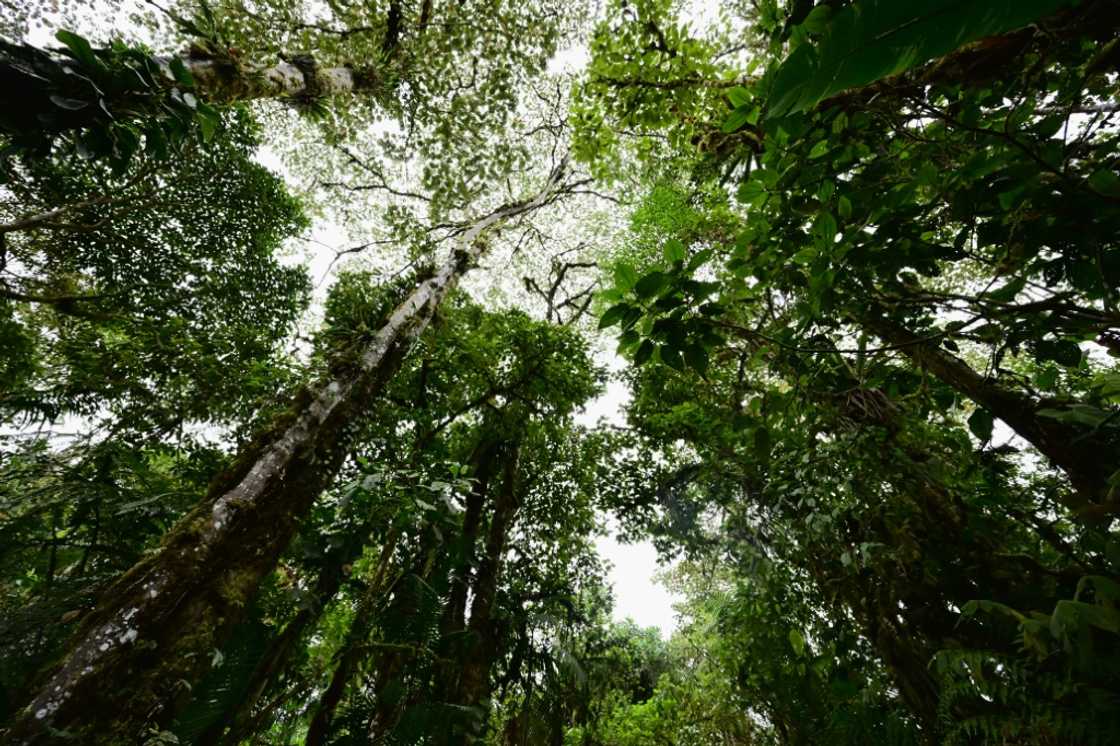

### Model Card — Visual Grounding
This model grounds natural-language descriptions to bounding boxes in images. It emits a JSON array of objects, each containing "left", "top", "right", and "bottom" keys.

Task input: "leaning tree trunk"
[
  {"left": 4, "top": 167, "right": 570, "bottom": 745},
  {"left": 861, "top": 312, "right": 1120, "bottom": 514}
]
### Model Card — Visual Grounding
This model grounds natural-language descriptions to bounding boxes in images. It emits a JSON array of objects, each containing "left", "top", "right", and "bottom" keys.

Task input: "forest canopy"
[{"left": 1, "top": 1, "right": 1119, "bottom": 744}]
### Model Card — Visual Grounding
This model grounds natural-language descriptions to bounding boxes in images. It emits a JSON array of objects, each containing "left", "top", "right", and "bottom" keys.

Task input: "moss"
[{"left": 219, "top": 567, "right": 261, "bottom": 608}]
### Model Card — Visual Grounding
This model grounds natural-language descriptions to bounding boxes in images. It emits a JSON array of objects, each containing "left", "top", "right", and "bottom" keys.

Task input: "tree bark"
[
  {"left": 4, "top": 167, "right": 570, "bottom": 744},
  {"left": 861, "top": 312, "right": 1120, "bottom": 513},
  {"left": 304, "top": 522, "right": 404, "bottom": 746},
  {"left": 450, "top": 442, "right": 522, "bottom": 733},
  {"left": 182, "top": 56, "right": 385, "bottom": 104},
  {"left": 201, "top": 539, "right": 354, "bottom": 745}
]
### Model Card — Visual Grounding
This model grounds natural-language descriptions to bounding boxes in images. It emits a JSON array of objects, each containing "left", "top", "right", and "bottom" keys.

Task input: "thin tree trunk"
[
  {"left": 861, "top": 312, "right": 1119, "bottom": 513},
  {"left": 204, "top": 536, "right": 358, "bottom": 745},
  {"left": 455, "top": 442, "right": 521, "bottom": 721},
  {"left": 4, "top": 168, "right": 570, "bottom": 745},
  {"left": 304, "top": 523, "right": 404, "bottom": 746}
]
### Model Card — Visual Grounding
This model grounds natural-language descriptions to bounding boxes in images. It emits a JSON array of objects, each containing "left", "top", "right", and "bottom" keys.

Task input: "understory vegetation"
[{"left": 1, "top": 1, "right": 1119, "bottom": 744}]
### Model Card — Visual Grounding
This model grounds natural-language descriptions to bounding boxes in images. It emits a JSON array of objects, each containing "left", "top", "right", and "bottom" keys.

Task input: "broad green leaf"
[
  {"left": 169, "top": 57, "right": 196, "bottom": 88},
  {"left": 683, "top": 343, "right": 709, "bottom": 376},
  {"left": 56, "top": 30, "right": 101, "bottom": 72},
  {"left": 634, "top": 339, "right": 655, "bottom": 365},
  {"left": 634, "top": 271, "right": 668, "bottom": 299},
  {"left": 598, "top": 303, "right": 629, "bottom": 329},
  {"left": 968, "top": 408, "right": 994, "bottom": 441},
  {"left": 728, "top": 86, "right": 752, "bottom": 108},
  {"left": 1036, "top": 339, "right": 1082, "bottom": 368},
  {"left": 613, "top": 262, "right": 639, "bottom": 291},
  {"left": 659, "top": 345, "right": 685, "bottom": 372},
  {"left": 788, "top": 628, "right": 806, "bottom": 656},
  {"left": 767, "top": 0, "right": 1078, "bottom": 117},
  {"left": 663, "top": 239, "right": 687, "bottom": 264}
]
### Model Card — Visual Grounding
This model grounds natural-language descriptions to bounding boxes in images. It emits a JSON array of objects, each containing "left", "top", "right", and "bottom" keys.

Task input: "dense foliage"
[{"left": 1, "top": 1, "right": 1119, "bottom": 744}]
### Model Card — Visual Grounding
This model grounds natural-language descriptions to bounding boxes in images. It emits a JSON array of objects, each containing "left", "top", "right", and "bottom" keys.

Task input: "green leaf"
[
  {"left": 801, "top": 5, "right": 834, "bottom": 33},
  {"left": 195, "top": 103, "right": 219, "bottom": 143},
  {"left": 1033, "top": 366, "right": 1059, "bottom": 390},
  {"left": 788, "top": 628, "right": 806, "bottom": 657},
  {"left": 683, "top": 344, "right": 709, "bottom": 376},
  {"left": 722, "top": 104, "right": 760, "bottom": 133},
  {"left": 767, "top": 0, "right": 1078, "bottom": 117},
  {"left": 808, "top": 139, "right": 830, "bottom": 159},
  {"left": 727, "top": 86, "right": 752, "bottom": 108},
  {"left": 56, "top": 30, "right": 100, "bottom": 71},
  {"left": 634, "top": 339, "right": 655, "bottom": 365},
  {"left": 837, "top": 195, "right": 853, "bottom": 219},
  {"left": 634, "top": 271, "right": 668, "bottom": 299},
  {"left": 1036, "top": 339, "right": 1082, "bottom": 368},
  {"left": 968, "top": 408, "right": 994, "bottom": 442},
  {"left": 49, "top": 95, "right": 89, "bottom": 111},
  {"left": 986, "top": 276, "right": 1026, "bottom": 303},
  {"left": 663, "top": 239, "right": 687, "bottom": 264},
  {"left": 169, "top": 57, "right": 196, "bottom": 88},
  {"left": 1089, "top": 169, "right": 1120, "bottom": 197},
  {"left": 598, "top": 303, "right": 629, "bottom": 329},
  {"left": 659, "top": 345, "right": 685, "bottom": 372},
  {"left": 613, "top": 262, "right": 639, "bottom": 291}
]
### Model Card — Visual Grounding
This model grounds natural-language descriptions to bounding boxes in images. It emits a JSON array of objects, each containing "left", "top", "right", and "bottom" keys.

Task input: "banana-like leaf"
[{"left": 768, "top": 0, "right": 1081, "bottom": 117}]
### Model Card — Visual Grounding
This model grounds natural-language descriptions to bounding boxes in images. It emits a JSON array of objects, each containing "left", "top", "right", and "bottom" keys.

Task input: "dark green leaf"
[
  {"left": 598, "top": 303, "right": 629, "bottom": 329},
  {"left": 635, "top": 271, "right": 668, "bottom": 299},
  {"left": 767, "top": 0, "right": 1077, "bottom": 117},
  {"left": 968, "top": 408, "right": 994, "bottom": 442}
]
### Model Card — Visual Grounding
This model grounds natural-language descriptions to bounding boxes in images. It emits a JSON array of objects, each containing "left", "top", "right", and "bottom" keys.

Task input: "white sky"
[{"left": 576, "top": 368, "right": 681, "bottom": 635}]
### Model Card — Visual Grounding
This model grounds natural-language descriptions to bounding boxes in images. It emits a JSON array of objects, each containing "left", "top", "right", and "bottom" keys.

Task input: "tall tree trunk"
[
  {"left": 440, "top": 437, "right": 501, "bottom": 639},
  {"left": 366, "top": 530, "right": 447, "bottom": 742},
  {"left": 4, "top": 169, "right": 570, "bottom": 745},
  {"left": 304, "top": 523, "right": 404, "bottom": 746},
  {"left": 453, "top": 442, "right": 522, "bottom": 728},
  {"left": 861, "top": 312, "right": 1120, "bottom": 513},
  {"left": 202, "top": 538, "right": 355, "bottom": 745}
]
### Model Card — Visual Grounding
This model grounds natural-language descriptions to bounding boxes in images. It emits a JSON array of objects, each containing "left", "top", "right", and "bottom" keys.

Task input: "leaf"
[
  {"left": 728, "top": 86, "right": 752, "bottom": 108},
  {"left": 683, "top": 343, "right": 709, "bottom": 376},
  {"left": 986, "top": 276, "right": 1026, "bottom": 303},
  {"left": 56, "top": 30, "right": 100, "bottom": 71},
  {"left": 722, "top": 104, "right": 758, "bottom": 133},
  {"left": 634, "top": 271, "right": 668, "bottom": 299},
  {"left": 788, "top": 628, "right": 806, "bottom": 656},
  {"left": 808, "top": 139, "right": 830, "bottom": 160},
  {"left": 766, "top": 0, "right": 1078, "bottom": 117},
  {"left": 598, "top": 303, "right": 629, "bottom": 329},
  {"left": 663, "top": 239, "right": 687, "bottom": 264},
  {"left": 801, "top": 5, "right": 835, "bottom": 33},
  {"left": 634, "top": 339, "right": 655, "bottom": 366},
  {"left": 659, "top": 345, "right": 685, "bottom": 372},
  {"left": 837, "top": 195, "right": 853, "bottom": 219},
  {"left": 195, "top": 103, "right": 219, "bottom": 143},
  {"left": 49, "top": 95, "right": 89, "bottom": 111},
  {"left": 1036, "top": 339, "right": 1082, "bottom": 368},
  {"left": 968, "top": 408, "right": 994, "bottom": 442},
  {"left": 613, "top": 262, "right": 639, "bottom": 291},
  {"left": 169, "top": 56, "right": 195, "bottom": 88}
]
